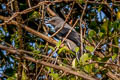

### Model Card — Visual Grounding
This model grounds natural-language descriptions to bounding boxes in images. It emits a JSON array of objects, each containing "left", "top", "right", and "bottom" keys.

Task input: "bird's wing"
[{"left": 55, "top": 27, "right": 80, "bottom": 46}]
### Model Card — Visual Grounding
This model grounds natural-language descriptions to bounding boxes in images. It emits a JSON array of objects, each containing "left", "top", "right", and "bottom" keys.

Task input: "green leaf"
[
  {"left": 49, "top": 73, "right": 59, "bottom": 79},
  {"left": 84, "top": 64, "right": 94, "bottom": 73},
  {"left": 118, "top": 24, "right": 120, "bottom": 31},
  {"left": 45, "top": 67, "right": 50, "bottom": 71},
  {"left": 98, "top": 32, "right": 104, "bottom": 38},
  {"left": 58, "top": 46, "right": 66, "bottom": 54},
  {"left": 33, "top": 50, "right": 40, "bottom": 54},
  {"left": 80, "top": 53, "right": 92, "bottom": 64},
  {"left": 75, "top": 47, "right": 79, "bottom": 53},
  {"left": 39, "top": 44, "right": 45, "bottom": 48},
  {"left": 117, "top": 11, "right": 120, "bottom": 20},
  {"left": 45, "top": 67, "right": 53, "bottom": 73},
  {"left": 93, "top": 56, "right": 102, "bottom": 61},
  {"left": 31, "top": 11, "right": 40, "bottom": 18},
  {"left": 98, "top": 5, "right": 102, "bottom": 12},
  {"left": 101, "top": 20, "right": 108, "bottom": 33},
  {"left": 7, "top": 74, "right": 17, "bottom": 80},
  {"left": 88, "top": 30, "right": 96, "bottom": 38},
  {"left": 70, "top": 77, "right": 76, "bottom": 80},
  {"left": 112, "top": 20, "right": 119, "bottom": 31},
  {"left": 85, "top": 45, "right": 94, "bottom": 52},
  {"left": 76, "top": 0, "right": 83, "bottom": 4},
  {"left": 48, "top": 46, "right": 55, "bottom": 50},
  {"left": 22, "top": 69, "right": 28, "bottom": 80},
  {"left": 58, "top": 46, "right": 74, "bottom": 55},
  {"left": 112, "top": 53, "right": 117, "bottom": 61},
  {"left": 56, "top": 40, "right": 61, "bottom": 48},
  {"left": 114, "top": 37, "right": 118, "bottom": 45}
]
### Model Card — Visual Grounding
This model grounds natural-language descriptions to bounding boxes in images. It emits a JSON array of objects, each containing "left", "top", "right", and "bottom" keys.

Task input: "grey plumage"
[
  {"left": 47, "top": 16, "right": 81, "bottom": 60},
  {"left": 47, "top": 16, "right": 80, "bottom": 47},
  {"left": 65, "top": 39, "right": 80, "bottom": 60}
]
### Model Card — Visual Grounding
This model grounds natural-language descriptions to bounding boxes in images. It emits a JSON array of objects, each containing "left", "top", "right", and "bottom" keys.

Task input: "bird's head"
[{"left": 47, "top": 16, "right": 63, "bottom": 26}]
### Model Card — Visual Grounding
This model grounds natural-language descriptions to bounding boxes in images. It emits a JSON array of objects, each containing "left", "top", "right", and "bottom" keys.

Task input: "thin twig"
[
  {"left": 50, "top": 1, "right": 75, "bottom": 37},
  {"left": 0, "top": 44, "right": 96, "bottom": 80},
  {"left": 86, "top": 61, "right": 120, "bottom": 68},
  {"left": 27, "top": 0, "right": 32, "bottom": 8},
  {"left": 92, "top": 39, "right": 103, "bottom": 53},
  {"left": 80, "top": 0, "right": 88, "bottom": 55}
]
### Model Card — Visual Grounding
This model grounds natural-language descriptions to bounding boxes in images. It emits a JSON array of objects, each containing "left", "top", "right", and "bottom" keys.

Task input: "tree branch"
[{"left": 0, "top": 44, "right": 96, "bottom": 80}]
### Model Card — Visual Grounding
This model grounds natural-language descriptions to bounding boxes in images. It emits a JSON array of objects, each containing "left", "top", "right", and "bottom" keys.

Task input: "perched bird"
[
  {"left": 47, "top": 16, "right": 81, "bottom": 59},
  {"left": 47, "top": 16, "right": 80, "bottom": 47}
]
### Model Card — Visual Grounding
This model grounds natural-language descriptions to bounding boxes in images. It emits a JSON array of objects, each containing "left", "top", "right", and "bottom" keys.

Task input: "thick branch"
[
  {"left": 0, "top": 15, "right": 57, "bottom": 45},
  {"left": 0, "top": 44, "right": 96, "bottom": 80},
  {"left": 21, "top": 25, "right": 57, "bottom": 45}
]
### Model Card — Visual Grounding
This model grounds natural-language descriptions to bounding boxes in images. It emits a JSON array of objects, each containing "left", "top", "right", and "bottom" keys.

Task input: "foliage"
[{"left": 0, "top": 0, "right": 120, "bottom": 80}]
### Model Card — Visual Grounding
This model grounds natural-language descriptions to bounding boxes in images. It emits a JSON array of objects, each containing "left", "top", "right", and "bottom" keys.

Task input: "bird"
[
  {"left": 46, "top": 16, "right": 81, "bottom": 59},
  {"left": 47, "top": 16, "right": 80, "bottom": 47}
]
